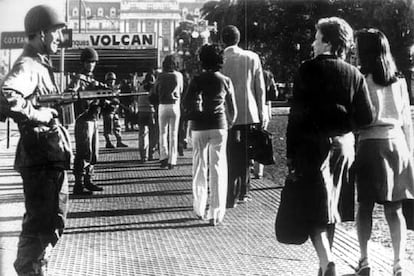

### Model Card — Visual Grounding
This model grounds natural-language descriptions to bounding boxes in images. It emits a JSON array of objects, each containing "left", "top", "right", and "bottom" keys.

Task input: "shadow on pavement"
[{"left": 67, "top": 206, "right": 192, "bottom": 219}]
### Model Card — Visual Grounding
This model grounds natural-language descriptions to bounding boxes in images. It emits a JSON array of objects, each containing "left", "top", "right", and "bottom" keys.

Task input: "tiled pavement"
[{"left": 1, "top": 113, "right": 414, "bottom": 276}]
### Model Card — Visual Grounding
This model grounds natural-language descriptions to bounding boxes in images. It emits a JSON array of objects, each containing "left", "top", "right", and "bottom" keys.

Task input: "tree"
[{"left": 201, "top": 0, "right": 414, "bottom": 87}]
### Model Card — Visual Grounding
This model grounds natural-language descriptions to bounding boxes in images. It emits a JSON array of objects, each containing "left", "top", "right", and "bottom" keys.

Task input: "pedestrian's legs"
[
  {"left": 310, "top": 225, "right": 335, "bottom": 275},
  {"left": 148, "top": 120, "right": 157, "bottom": 160},
  {"left": 138, "top": 124, "right": 149, "bottom": 160},
  {"left": 356, "top": 201, "right": 375, "bottom": 262},
  {"left": 192, "top": 130, "right": 209, "bottom": 218},
  {"left": 168, "top": 104, "right": 180, "bottom": 166},
  {"left": 384, "top": 201, "right": 407, "bottom": 272},
  {"left": 207, "top": 129, "right": 228, "bottom": 223},
  {"left": 226, "top": 128, "right": 239, "bottom": 208},
  {"left": 158, "top": 105, "right": 169, "bottom": 162}
]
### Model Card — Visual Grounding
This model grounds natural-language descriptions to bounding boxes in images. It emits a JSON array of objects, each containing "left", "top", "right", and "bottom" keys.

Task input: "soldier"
[
  {"left": 0, "top": 5, "right": 71, "bottom": 275},
  {"left": 101, "top": 72, "right": 128, "bottom": 148},
  {"left": 69, "top": 47, "right": 106, "bottom": 195}
]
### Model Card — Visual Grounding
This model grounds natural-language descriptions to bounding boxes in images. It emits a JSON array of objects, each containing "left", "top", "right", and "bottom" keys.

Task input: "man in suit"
[{"left": 221, "top": 25, "right": 268, "bottom": 208}]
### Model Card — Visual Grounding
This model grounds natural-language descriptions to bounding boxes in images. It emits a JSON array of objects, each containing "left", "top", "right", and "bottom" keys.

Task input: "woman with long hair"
[
  {"left": 151, "top": 55, "right": 183, "bottom": 169},
  {"left": 354, "top": 28, "right": 414, "bottom": 276}
]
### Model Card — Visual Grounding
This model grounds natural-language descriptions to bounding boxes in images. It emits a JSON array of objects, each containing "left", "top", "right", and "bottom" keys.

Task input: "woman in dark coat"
[{"left": 285, "top": 17, "right": 374, "bottom": 276}]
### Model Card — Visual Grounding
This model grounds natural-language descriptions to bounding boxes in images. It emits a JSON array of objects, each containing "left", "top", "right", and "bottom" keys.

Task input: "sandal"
[{"left": 355, "top": 257, "right": 371, "bottom": 276}]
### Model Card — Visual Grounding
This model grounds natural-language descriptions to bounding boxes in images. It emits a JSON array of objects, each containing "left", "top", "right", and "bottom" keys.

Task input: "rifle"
[{"left": 37, "top": 89, "right": 148, "bottom": 106}]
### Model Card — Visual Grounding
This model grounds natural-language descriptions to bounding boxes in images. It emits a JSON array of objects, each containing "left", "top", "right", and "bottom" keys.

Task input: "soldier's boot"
[
  {"left": 84, "top": 175, "right": 103, "bottom": 192},
  {"left": 73, "top": 175, "right": 92, "bottom": 195}
]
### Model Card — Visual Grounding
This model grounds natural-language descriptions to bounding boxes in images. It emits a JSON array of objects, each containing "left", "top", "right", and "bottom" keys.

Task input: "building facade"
[{"left": 67, "top": 0, "right": 205, "bottom": 69}]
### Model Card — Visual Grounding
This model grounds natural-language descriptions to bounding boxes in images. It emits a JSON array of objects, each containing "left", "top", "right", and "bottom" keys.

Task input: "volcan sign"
[{"left": 72, "top": 33, "right": 156, "bottom": 49}]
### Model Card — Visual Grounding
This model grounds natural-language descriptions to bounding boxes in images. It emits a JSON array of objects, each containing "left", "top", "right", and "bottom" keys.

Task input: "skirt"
[{"left": 355, "top": 137, "right": 414, "bottom": 203}]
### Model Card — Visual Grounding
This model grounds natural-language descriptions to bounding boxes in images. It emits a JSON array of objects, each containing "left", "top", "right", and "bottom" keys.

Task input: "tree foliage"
[{"left": 201, "top": 0, "right": 414, "bottom": 83}]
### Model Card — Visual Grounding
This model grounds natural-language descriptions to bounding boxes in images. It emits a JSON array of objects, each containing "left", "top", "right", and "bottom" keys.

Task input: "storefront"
[{"left": 52, "top": 32, "right": 158, "bottom": 81}]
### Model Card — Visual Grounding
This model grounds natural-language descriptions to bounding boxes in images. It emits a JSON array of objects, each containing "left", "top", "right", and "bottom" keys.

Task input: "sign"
[
  {"left": 1, "top": 29, "right": 73, "bottom": 49},
  {"left": 1, "top": 32, "right": 27, "bottom": 49},
  {"left": 71, "top": 33, "right": 156, "bottom": 49}
]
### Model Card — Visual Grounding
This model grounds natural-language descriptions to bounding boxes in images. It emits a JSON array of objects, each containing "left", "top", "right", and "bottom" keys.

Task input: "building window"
[
  {"left": 74, "top": 22, "right": 78, "bottom": 30},
  {"left": 72, "top": 8, "right": 78, "bottom": 17},
  {"left": 130, "top": 21, "right": 137, "bottom": 32},
  {"left": 110, "top": 7, "right": 116, "bottom": 18},
  {"left": 85, "top": 7, "right": 91, "bottom": 17},
  {"left": 98, "top": 7, "right": 104, "bottom": 17}
]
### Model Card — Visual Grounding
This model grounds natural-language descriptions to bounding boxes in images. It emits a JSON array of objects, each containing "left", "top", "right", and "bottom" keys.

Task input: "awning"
[{"left": 51, "top": 48, "right": 157, "bottom": 80}]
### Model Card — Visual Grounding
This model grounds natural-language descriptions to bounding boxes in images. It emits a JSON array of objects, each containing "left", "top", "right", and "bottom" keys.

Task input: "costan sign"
[{"left": 72, "top": 33, "right": 156, "bottom": 49}]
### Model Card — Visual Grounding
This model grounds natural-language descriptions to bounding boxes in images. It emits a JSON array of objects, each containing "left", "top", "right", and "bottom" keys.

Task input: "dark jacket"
[
  {"left": 286, "top": 54, "right": 374, "bottom": 162},
  {"left": 183, "top": 71, "right": 233, "bottom": 130}
]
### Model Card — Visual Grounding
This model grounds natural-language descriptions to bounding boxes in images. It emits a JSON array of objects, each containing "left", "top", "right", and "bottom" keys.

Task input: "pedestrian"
[
  {"left": 137, "top": 69, "right": 157, "bottom": 162},
  {"left": 353, "top": 28, "right": 414, "bottom": 276},
  {"left": 252, "top": 65, "right": 278, "bottom": 179},
  {"left": 178, "top": 69, "right": 191, "bottom": 156},
  {"left": 101, "top": 71, "right": 128, "bottom": 148},
  {"left": 150, "top": 55, "right": 184, "bottom": 169},
  {"left": 0, "top": 5, "right": 71, "bottom": 275},
  {"left": 69, "top": 47, "right": 105, "bottom": 195},
  {"left": 285, "top": 17, "right": 374, "bottom": 276},
  {"left": 183, "top": 44, "right": 237, "bottom": 226},
  {"left": 221, "top": 25, "right": 268, "bottom": 208}
]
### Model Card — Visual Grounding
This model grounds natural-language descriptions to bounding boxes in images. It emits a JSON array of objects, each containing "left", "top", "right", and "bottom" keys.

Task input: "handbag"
[
  {"left": 248, "top": 128, "right": 275, "bottom": 165},
  {"left": 275, "top": 171, "right": 309, "bottom": 244}
]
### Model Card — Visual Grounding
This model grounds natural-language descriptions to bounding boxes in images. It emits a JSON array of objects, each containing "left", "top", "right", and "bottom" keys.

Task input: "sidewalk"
[{"left": 0, "top": 113, "right": 413, "bottom": 276}]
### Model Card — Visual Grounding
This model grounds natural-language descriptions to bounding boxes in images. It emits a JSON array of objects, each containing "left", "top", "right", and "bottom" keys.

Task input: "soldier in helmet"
[
  {"left": 70, "top": 47, "right": 105, "bottom": 195},
  {"left": 101, "top": 72, "right": 128, "bottom": 148},
  {"left": 68, "top": 47, "right": 105, "bottom": 117},
  {"left": 0, "top": 5, "right": 71, "bottom": 275}
]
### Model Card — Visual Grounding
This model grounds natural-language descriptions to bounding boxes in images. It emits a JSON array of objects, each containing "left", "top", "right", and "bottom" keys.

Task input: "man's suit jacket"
[{"left": 222, "top": 45, "right": 266, "bottom": 126}]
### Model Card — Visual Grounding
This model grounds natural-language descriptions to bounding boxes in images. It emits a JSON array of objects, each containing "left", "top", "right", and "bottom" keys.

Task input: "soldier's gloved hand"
[{"left": 33, "top": 107, "right": 58, "bottom": 125}]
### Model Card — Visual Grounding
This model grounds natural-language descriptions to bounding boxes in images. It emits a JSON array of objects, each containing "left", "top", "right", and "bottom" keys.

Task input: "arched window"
[
  {"left": 85, "top": 7, "right": 91, "bottom": 17},
  {"left": 72, "top": 7, "right": 78, "bottom": 17},
  {"left": 110, "top": 7, "right": 116, "bottom": 18},
  {"left": 97, "top": 7, "right": 104, "bottom": 17}
]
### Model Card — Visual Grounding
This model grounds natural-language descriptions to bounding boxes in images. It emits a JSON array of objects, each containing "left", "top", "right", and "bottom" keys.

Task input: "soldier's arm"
[{"left": 0, "top": 60, "right": 57, "bottom": 123}]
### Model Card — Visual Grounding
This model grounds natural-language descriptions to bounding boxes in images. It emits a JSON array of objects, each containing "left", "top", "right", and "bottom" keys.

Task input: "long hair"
[
  {"left": 356, "top": 28, "right": 397, "bottom": 86},
  {"left": 162, "top": 55, "right": 177, "bottom": 72}
]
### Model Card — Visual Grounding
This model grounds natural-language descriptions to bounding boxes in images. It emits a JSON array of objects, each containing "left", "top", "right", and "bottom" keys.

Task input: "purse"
[
  {"left": 248, "top": 128, "right": 275, "bottom": 165},
  {"left": 275, "top": 171, "right": 309, "bottom": 244}
]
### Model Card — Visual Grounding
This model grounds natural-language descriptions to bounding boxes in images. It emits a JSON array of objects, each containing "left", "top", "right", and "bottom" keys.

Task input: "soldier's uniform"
[
  {"left": 0, "top": 5, "right": 70, "bottom": 275},
  {"left": 68, "top": 48, "right": 105, "bottom": 195},
  {"left": 101, "top": 72, "right": 127, "bottom": 148}
]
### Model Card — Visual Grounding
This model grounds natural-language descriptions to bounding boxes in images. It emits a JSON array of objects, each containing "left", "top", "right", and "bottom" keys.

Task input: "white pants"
[
  {"left": 192, "top": 129, "right": 228, "bottom": 222},
  {"left": 158, "top": 104, "right": 180, "bottom": 165}
]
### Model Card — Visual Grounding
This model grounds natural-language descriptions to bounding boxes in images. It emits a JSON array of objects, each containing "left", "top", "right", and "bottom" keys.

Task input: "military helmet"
[
  {"left": 105, "top": 72, "right": 117, "bottom": 81},
  {"left": 80, "top": 47, "right": 99, "bottom": 63},
  {"left": 24, "top": 5, "right": 66, "bottom": 35}
]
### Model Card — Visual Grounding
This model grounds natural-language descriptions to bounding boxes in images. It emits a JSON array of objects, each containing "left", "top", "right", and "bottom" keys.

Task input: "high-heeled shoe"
[{"left": 355, "top": 257, "right": 371, "bottom": 276}]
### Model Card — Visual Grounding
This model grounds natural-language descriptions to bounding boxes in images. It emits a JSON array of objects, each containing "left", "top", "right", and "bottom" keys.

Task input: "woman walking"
[
  {"left": 183, "top": 44, "right": 237, "bottom": 226},
  {"left": 151, "top": 55, "right": 183, "bottom": 169},
  {"left": 285, "top": 17, "right": 373, "bottom": 276},
  {"left": 354, "top": 28, "right": 414, "bottom": 276}
]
